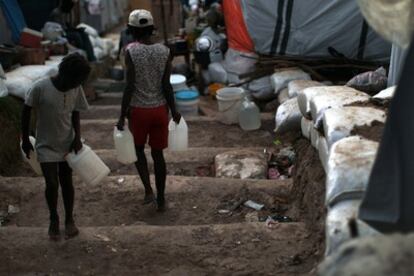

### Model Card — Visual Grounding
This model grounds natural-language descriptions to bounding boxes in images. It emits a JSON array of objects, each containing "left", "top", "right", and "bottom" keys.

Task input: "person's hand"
[
  {"left": 21, "top": 137, "right": 34, "bottom": 159},
  {"left": 172, "top": 111, "right": 182, "bottom": 124},
  {"left": 117, "top": 116, "right": 125, "bottom": 131},
  {"left": 71, "top": 138, "right": 83, "bottom": 154}
]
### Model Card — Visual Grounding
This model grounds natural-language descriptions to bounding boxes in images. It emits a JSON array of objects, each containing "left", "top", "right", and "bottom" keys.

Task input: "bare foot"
[
  {"left": 48, "top": 220, "right": 60, "bottom": 241},
  {"left": 143, "top": 193, "right": 155, "bottom": 205},
  {"left": 156, "top": 197, "right": 166, "bottom": 212},
  {"left": 65, "top": 221, "right": 79, "bottom": 239}
]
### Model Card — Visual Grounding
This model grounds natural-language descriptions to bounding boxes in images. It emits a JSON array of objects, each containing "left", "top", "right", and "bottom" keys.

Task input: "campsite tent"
[{"left": 224, "top": 0, "right": 391, "bottom": 61}]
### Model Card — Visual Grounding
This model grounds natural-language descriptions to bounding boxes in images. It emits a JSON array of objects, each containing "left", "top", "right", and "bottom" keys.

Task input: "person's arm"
[
  {"left": 21, "top": 105, "right": 34, "bottom": 158},
  {"left": 117, "top": 50, "right": 135, "bottom": 130},
  {"left": 162, "top": 53, "right": 181, "bottom": 123},
  {"left": 71, "top": 111, "right": 82, "bottom": 153}
]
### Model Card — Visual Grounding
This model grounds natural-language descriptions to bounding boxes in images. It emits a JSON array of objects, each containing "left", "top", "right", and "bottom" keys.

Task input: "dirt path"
[{"left": 0, "top": 82, "right": 325, "bottom": 275}]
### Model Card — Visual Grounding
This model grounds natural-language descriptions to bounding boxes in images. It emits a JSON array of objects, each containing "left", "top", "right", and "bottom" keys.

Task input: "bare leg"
[
  {"left": 134, "top": 145, "right": 154, "bottom": 204},
  {"left": 58, "top": 162, "right": 78, "bottom": 239},
  {"left": 151, "top": 149, "right": 166, "bottom": 211},
  {"left": 40, "top": 162, "right": 60, "bottom": 240}
]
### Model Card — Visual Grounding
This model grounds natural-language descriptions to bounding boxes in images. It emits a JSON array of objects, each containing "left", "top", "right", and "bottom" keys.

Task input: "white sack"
[
  {"left": 278, "top": 88, "right": 290, "bottom": 104},
  {"left": 373, "top": 85, "right": 396, "bottom": 101},
  {"left": 301, "top": 117, "right": 312, "bottom": 139},
  {"left": 0, "top": 78, "right": 8, "bottom": 97},
  {"left": 271, "top": 68, "right": 311, "bottom": 94},
  {"left": 223, "top": 48, "right": 257, "bottom": 77},
  {"left": 5, "top": 65, "right": 58, "bottom": 99},
  {"left": 318, "top": 136, "right": 329, "bottom": 173},
  {"left": 325, "top": 199, "right": 379, "bottom": 256},
  {"left": 326, "top": 136, "right": 378, "bottom": 207},
  {"left": 208, "top": 62, "right": 228, "bottom": 84},
  {"left": 310, "top": 88, "right": 371, "bottom": 127},
  {"left": 248, "top": 76, "right": 275, "bottom": 100},
  {"left": 298, "top": 86, "right": 360, "bottom": 119},
  {"left": 310, "top": 126, "right": 321, "bottom": 148},
  {"left": 288, "top": 80, "right": 324, "bottom": 98},
  {"left": 323, "top": 107, "right": 386, "bottom": 148},
  {"left": 274, "top": 97, "right": 302, "bottom": 134}
]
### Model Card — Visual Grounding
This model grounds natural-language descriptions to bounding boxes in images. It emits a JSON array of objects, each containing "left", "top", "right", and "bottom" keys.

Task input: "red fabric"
[
  {"left": 222, "top": 0, "right": 254, "bottom": 53},
  {"left": 129, "top": 105, "right": 169, "bottom": 150}
]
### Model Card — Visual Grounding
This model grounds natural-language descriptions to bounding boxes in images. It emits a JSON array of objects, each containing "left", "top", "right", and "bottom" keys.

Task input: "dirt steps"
[
  {"left": 1, "top": 176, "right": 292, "bottom": 227},
  {"left": 81, "top": 117, "right": 275, "bottom": 149},
  {"left": 97, "top": 147, "right": 264, "bottom": 176},
  {"left": 8, "top": 147, "right": 265, "bottom": 177},
  {"left": 0, "top": 223, "right": 317, "bottom": 276}
]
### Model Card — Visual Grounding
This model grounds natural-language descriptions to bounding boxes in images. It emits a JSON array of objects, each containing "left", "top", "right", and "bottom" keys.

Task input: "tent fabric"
[
  {"left": 222, "top": 0, "right": 254, "bottom": 53},
  {"left": 359, "top": 35, "right": 414, "bottom": 233},
  {"left": 388, "top": 44, "right": 408, "bottom": 87},
  {"left": 240, "top": 0, "right": 391, "bottom": 61},
  {"left": 0, "top": 0, "right": 26, "bottom": 43}
]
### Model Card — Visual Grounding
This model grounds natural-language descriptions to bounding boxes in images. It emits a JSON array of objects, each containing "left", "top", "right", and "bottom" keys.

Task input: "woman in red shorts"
[{"left": 117, "top": 9, "right": 181, "bottom": 212}]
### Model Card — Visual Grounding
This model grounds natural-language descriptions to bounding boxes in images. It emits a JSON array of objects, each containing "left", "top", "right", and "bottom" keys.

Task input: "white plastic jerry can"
[
  {"left": 20, "top": 136, "right": 42, "bottom": 176},
  {"left": 113, "top": 126, "right": 137, "bottom": 164},
  {"left": 239, "top": 97, "right": 261, "bottom": 131},
  {"left": 65, "top": 144, "right": 110, "bottom": 185},
  {"left": 168, "top": 118, "right": 188, "bottom": 151}
]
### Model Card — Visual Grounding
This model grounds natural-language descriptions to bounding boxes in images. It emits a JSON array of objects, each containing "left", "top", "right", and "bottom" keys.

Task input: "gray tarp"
[
  {"left": 388, "top": 44, "right": 408, "bottom": 86},
  {"left": 240, "top": 0, "right": 391, "bottom": 61}
]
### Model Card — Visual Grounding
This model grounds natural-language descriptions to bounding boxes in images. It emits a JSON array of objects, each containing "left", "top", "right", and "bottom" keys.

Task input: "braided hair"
[{"left": 59, "top": 53, "right": 91, "bottom": 81}]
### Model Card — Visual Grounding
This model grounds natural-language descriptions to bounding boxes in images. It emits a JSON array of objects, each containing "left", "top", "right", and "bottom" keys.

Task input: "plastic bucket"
[
  {"left": 170, "top": 74, "right": 187, "bottom": 92},
  {"left": 216, "top": 87, "right": 244, "bottom": 124},
  {"left": 175, "top": 90, "right": 200, "bottom": 117}
]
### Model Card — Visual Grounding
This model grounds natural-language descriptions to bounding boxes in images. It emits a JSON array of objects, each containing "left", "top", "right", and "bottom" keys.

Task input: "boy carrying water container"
[{"left": 21, "top": 53, "right": 90, "bottom": 240}]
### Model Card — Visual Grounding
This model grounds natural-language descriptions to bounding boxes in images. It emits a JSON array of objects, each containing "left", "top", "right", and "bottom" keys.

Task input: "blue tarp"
[{"left": 0, "top": 0, "right": 26, "bottom": 43}]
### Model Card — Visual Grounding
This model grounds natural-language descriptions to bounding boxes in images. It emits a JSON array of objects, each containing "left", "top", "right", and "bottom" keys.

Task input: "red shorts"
[{"left": 129, "top": 105, "right": 169, "bottom": 150}]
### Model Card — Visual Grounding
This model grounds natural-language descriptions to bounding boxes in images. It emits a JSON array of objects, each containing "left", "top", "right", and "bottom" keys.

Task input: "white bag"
[
  {"left": 288, "top": 80, "right": 324, "bottom": 98},
  {"left": 274, "top": 97, "right": 302, "bottom": 134},
  {"left": 326, "top": 136, "right": 379, "bottom": 207},
  {"left": 0, "top": 78, "right": 8, "bottom": 98},
  {"left": 323, "top": 107, "right": 386, "bottom": 149},
  {"left": 248, "top": 76, "right": 275, "bottom": 100},
  {"left": 270, "top": 68, "right": 311, "bottom": 94},
  {"left": 208, "top": 62, "right": 228, "bottom": 84}
]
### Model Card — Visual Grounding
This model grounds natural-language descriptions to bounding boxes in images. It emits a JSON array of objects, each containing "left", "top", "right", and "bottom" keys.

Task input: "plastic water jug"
[
  {"left": 168, "top": 118, "right": 188, "bottom": 151},
  {"left": 239, "top": 97, "right": 261, "bottom": 131},
  {"left": 65, "top": 144, "right": 110, "bottom": 185},
  {"left": 20, "top": 136, "right": 42, "bottom": 176},
  {"left": 113, "top": 126, "right": 137, "bottom": 164}
]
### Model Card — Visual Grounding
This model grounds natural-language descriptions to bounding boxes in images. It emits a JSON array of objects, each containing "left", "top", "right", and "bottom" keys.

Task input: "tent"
[{"left": 224, "top": 0, "right": 391, "bottom": 61}]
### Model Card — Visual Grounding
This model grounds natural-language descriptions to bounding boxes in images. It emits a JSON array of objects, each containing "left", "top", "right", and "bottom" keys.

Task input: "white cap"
[{"left": 128, "top": 9, "right": 154, "bottom": 28}]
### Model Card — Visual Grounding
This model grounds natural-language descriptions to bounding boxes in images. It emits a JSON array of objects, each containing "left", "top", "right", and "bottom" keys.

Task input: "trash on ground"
[
  {"left": 265, "top": 217, "right": 280, "bottom": 228},
  {"left": 261, "top": 214, "right": 293, "bottom": 223},
  {"left": 244, "top": 200, "right": 265, "bottom": 211},
  {"left": 268, "top": 167, "right": 281, "bottom": 179},
  {"left": 95, "top": 234, "right": 111, "bottom": 242},
  {"left": 8, "top": 205, "right": 20, "bottom": 214},
  {"left": 117, "top": 177, "right": 125, "bottom": 184},
  {"left": 267, "top": 146, "right": 297, "bottom": 179},
  {"left": 218, "top": 209, "right": 231, "bottom": 215}
]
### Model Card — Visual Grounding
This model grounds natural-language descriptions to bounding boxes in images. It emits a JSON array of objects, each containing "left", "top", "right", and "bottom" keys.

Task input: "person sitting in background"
[
  {"left": 21, "top": 53, "right": 90, "bottom": 240},
  {"left": 117, "top": 9, "right": 181, "bottom": 212}
]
